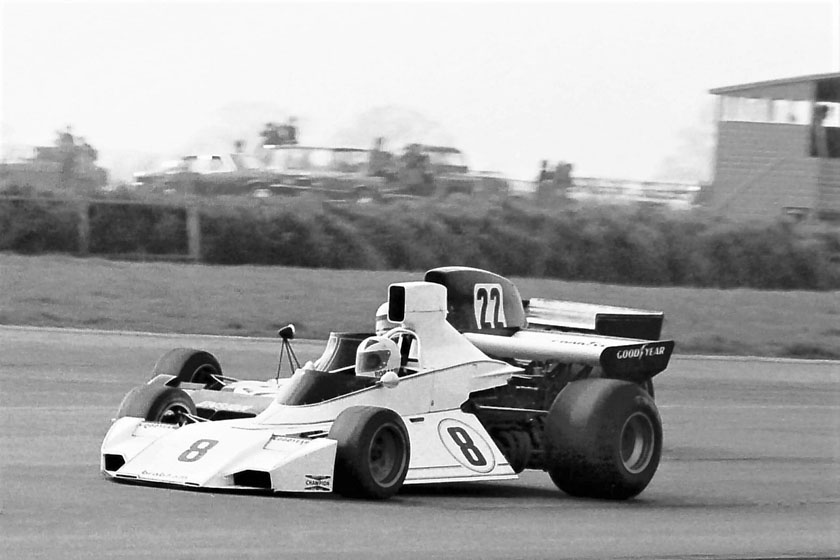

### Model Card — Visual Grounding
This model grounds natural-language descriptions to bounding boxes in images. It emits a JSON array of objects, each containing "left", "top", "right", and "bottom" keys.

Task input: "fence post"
[
  {"left": 186, "top": 201, "right": 201, "bottom": 261},
  {"left": 77, "top": 198, "right": 90, "bottom": 255}
]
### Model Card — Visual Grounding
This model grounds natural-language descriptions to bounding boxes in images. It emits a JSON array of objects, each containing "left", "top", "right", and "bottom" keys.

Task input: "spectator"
[
  {"left": 537, "top": 160, "right": 552, "bottom": 183},
  {"left": 811, "top": 104, "right": 830, "bottom": 158},
  {"left": 283, "top": 117, "right": 298, "bottom": 145},
  {"left": 553, "top": 162, "right": 573, "bottom": 195}
]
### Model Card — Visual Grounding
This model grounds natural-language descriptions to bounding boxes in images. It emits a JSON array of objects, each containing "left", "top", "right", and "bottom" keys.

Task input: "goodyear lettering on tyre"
[{"left": 437, "top": 419, "right": 495, "bottom": 473}]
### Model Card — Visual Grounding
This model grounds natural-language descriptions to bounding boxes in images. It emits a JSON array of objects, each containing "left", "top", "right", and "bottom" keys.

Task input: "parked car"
[
  {"left": 132, "top": 153, "right": 278, "bottom": 196},
  {"left": 399, "top": 144, "right": 508, "bottom": 198},
  {"left": 263, "top": 145, "right": 387, "bottom": 199}
]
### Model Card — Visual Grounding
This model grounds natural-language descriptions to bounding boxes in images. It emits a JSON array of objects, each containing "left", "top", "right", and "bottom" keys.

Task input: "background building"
[{"left": 706, "top": 72, "right": 840, "bottom": 221}]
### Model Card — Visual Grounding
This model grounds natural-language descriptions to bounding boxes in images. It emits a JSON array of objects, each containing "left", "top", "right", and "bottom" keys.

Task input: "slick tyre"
[
  {"left": 116, "top": 385, "right": 197, "bottom": 425},
  {"left": 640, "top": 378, "right": 655, "bottom": 399},
  {"left": 545, "top": 378, "right": 662, "bottom": 500},
  {"left": 153, "top": 348, "right": 223, "bottom": 390},
  {"left": 328, "top": 406, "right": 410, "bottom": 500}
]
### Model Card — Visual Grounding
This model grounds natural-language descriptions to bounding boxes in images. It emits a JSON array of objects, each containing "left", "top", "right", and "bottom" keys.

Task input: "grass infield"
[{"left": 2, "top": 253, "right": 838, "bottom": 359}]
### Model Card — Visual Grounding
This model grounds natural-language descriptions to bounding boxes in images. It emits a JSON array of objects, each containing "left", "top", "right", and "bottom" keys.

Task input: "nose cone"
[{"left": 116, "top": 421, "right": 271, "bottom": 487}]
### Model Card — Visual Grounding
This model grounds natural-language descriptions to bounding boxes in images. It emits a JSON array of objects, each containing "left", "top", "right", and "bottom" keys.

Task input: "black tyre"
[
  {"left": 116, "top": 385, "right": 197, "bottom": 425},
  {"left": 152, "top": 348, "right": 223, "bottom": 390},
  {"left": 544, "top": 378, "right": 662, "bottom": 500},
  {"left": 640, "top": 378, "right": 655, "bottom": 399},
  {"left": 328, "top": 406, "right": 410, "bottom": 500}
]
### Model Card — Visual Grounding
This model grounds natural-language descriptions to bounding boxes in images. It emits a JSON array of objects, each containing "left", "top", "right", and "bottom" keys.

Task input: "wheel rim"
[
  {"left": 159, "top": 403, "right": 191, "bottom": 426},
  {"left": 619, "top": 412, "right": 655, "bottom": 474},
  {"left": 368, "top": 424, "right": 404, "bottom": 486}
]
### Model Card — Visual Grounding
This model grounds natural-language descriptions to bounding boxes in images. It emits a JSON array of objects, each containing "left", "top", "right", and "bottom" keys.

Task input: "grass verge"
[{"left": 2, "top": 253, "right": 838, "bottom": 359}]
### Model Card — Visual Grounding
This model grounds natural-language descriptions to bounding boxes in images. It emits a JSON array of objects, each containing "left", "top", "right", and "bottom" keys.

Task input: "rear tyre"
[
  {"left": 328, "top": 406, "right": 410, "bottom": 500},
  {"left": 116, "top": 385, "right": 197, "bottom": 425},
  {"left": 544, "top": 378, "right": 662, "bottom": 500},
  {"left": 640, "top": 378, "right": 655, "bottom": 399},
  {"left": 153, "top": 348, "right": 224, "bottom": 390}
]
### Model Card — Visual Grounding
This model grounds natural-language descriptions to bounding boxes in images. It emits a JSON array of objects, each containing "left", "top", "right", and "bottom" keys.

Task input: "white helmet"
[
  {"left": 375, "top": 302, "right": 398, "bottom": 335},
  {"left": 355, "top": 336, "right": 400, "bottom": 378}
]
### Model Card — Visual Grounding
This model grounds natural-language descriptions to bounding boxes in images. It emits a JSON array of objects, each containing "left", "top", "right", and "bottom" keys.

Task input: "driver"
[
  {"left": 375, "top": 302, "right": 398, "bottom": 335},
  {"left": 355, "top": 336, "right": 400, "bottom": 379}
]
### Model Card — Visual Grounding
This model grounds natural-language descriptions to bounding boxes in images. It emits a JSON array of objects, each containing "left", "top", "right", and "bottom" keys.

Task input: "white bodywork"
[
  {"left": 525, "top": 297, "right": 663, "bottom": 332},
  {"left": 101, "top": 281, "right": 520, "bottom": 493}
]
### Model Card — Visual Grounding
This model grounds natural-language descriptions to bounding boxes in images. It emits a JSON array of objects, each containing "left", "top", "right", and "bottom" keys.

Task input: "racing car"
[{"left": 101, "top": 267, "right": 674, "bottom": 500}]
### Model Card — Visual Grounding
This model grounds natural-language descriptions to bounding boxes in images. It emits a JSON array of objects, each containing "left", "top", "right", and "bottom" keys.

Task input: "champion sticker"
[{"left": 304, "top": 474, "right": 332, "bottom": 491}]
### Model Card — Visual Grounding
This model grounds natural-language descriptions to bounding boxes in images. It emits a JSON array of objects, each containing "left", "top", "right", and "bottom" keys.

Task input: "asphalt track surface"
[{"left": 1, "top": 326, "right": 838, "bottom": 560}]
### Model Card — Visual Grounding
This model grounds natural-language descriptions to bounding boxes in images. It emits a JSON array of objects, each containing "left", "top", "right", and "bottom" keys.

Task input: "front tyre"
[
  {"left": 328, "top": 406, "right": 410, "bottom": 500},
  {"left": 116, "top": 385, "right": 197, "bottom": 425},
  {"left": 544, "top": 378, "right": 662, "bottom": 500},
  {"left": 152, "top": 348, "right": 223, "bottom": 390}
]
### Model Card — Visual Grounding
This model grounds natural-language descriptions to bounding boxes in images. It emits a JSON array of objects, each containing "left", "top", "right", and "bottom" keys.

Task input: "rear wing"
[
  {"left": 465, "top": 330, "right": 674, "bottom": 381},
  {"left": 525, "top": 297, "right": 664, "bottom": 341}
]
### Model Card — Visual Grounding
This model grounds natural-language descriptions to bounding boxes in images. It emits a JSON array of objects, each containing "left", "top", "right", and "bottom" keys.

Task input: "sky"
[{"left": 1, "top": 0, "right": 838, "bottom": 182}]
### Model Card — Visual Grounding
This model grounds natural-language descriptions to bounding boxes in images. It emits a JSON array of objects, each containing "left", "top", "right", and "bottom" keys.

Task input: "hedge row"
[
  {"left": 2, "top": 190, "right": 839, "bottom": 289},
  {"left": 0, "top": 194, "right": 187, "bottom": 255}
]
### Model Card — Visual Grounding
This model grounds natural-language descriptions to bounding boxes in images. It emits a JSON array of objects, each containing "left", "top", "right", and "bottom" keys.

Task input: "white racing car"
[{"left": 101, "top": 267, "right": 674, "bottom": 500}]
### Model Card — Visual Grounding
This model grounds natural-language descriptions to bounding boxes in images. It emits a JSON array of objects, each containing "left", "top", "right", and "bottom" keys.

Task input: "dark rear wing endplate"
[{"left": 599, "top": 340, "right": 675, "bottom": 383}]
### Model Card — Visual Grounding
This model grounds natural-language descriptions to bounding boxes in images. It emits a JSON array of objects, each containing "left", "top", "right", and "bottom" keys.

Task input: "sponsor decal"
[
  {"left": 556, "top": 339, "right": 605, "bottom": 347},
  {"left": 264, "top": 435, "right": 311, "bottom": 452},
  {"left": 304, "top": 474, "right": 332, "bottom": 491},
  {"left": 270, "top": 435, "right": 309, "bottom": 445},
  {"left": 140, "top": 470, "right": 188, "bottom": 482},
  {"left": 133, "top": 422, "right": 179, "bottom": 436},
  {"left": 194, "top": 401, "right": 253, "bottom": 413},
  {"left": 615, "top": 345, "right": 667, "bottom": 360}
]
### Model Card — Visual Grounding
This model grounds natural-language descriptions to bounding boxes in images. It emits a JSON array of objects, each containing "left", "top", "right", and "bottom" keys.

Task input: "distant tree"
[
  {"left": 78, "top": 138, "right": 98, "bottom": 162},
  {"left": 654, "top": 103, "right": 715, "bottom": 184},
  {"left": 50, "top": 126, "right": 103, "bottom": 188},
  {"left": 55, "top": 126, "right": 76, "bottom": 188},
  {"left": 259, "top": 118, "right": 298, "bottom": 147}
]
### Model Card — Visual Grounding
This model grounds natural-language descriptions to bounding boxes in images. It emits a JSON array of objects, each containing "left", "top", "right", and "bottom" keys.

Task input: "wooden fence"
[
  {"left": 0, "top": 193, "right": 204, "bottom": 260},
  {"left": 507, "top": 177, "right": 701, "bottom": 208}
]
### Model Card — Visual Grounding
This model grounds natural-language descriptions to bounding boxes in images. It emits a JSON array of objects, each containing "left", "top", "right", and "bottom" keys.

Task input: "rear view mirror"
[{"left": 379, "top": 371, "right": 400, "bottom": 389}]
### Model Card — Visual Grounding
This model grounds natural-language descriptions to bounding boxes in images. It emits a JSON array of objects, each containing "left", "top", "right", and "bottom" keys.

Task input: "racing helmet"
[
  {"left": 355, "top": 336, "right": 400, "bottom": 378},
  {"left": 375, "top": 302, "right": 398, "bottom": 335}
]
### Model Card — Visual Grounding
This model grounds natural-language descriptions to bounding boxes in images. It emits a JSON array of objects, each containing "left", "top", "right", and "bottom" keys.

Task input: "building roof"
[{"left": 709, "top": 72, "right": 840, "bottom": 101}]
